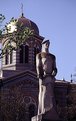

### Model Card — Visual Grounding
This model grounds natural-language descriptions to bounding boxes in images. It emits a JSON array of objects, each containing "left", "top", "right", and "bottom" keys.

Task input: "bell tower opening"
[
  {"left": 25, "top": 45, "right": 29, "bottom": 63},
  {"left": 20, "top": 45, "right": 29, "bottom": 63},
  {"left": 10, "top": 50, "right": 13, "bottom": 64},
  {"left": 5, "top": 49, "right": 9, "bottom": 65}
]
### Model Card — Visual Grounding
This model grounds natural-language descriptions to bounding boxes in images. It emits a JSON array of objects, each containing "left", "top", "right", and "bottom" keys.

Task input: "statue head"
[{"left": 42, "top": 40, "right": 50, "bottom": 52}]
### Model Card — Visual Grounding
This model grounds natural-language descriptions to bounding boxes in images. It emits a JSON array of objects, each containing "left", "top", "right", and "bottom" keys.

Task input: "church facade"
[{"left": 0, "top": 12, "right": 76, "bottom": 121}]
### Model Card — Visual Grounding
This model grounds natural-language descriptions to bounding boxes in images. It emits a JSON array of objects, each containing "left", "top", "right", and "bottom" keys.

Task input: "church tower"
[
  {"left": 0, "top": 8, "right": 74, "bottom": 121},
  {"left": 0, "top": 11, "right": 45, "bottom": 121},
  {"left": 1, "top": 13, "right": 44, "bottom": 78}
]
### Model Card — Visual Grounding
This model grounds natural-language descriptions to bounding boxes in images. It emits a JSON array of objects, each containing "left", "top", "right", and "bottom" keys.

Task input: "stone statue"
[{"left": 36, "top": 40, "right": 58, "bottom": 120}]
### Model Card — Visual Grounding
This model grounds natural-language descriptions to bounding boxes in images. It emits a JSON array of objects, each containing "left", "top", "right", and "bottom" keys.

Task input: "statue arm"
[
  {"left": 36, "top": 54, "right": 43, "bottom": 79},
  {"left": 52, "top": 56, "right": 57, "bottom": 77},
  {"left": 36, "top": 54, "right": 40, "bottom": 77}
]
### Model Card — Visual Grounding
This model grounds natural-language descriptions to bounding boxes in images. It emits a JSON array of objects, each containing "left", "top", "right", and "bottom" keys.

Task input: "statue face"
[{"left": 42, "top": 41, "right": 50, "bottom": 49}]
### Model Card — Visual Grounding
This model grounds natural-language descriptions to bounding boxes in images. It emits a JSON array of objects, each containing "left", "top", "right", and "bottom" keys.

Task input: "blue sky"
[{"left": 0, "top": 0, "right": 76, "bottom": 81}]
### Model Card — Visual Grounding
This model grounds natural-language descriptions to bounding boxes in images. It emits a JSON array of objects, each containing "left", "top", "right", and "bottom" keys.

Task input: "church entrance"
[{"left": 29, "top": 104, "right": 36, "bottom": 121}]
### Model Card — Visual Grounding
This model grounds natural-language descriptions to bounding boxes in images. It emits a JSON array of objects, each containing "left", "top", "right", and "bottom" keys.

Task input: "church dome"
[
  {"left": 6, "top": 14, "right": 39, "bottom": 35},
  {"left": 16, "top": 14, "right": 39, "bottom": 35}
]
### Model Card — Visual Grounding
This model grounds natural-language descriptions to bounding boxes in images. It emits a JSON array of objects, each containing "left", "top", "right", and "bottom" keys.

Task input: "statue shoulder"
[
  {"left": 49, "top": 53, "right": 56, "bottom": 60},
  {"left": 36, "top": 52, "right": 42, "bottom": 59},
  {"left": 37, "top": 52, "right": 56, "bottom": 60},
  {"left": 36, "top": 52, "right": 45, "bottom": 57}
]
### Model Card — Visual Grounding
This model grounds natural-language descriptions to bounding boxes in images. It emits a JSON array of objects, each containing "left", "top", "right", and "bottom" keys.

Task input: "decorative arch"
[{"left": 19, "top": 96, "right": 37, "bottom": 121}]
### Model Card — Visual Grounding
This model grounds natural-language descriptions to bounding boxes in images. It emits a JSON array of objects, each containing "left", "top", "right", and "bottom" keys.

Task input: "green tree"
[
  {"left": 0, "top": 14, "right": 5, "bottom": 36},
  {"left": 0, "top": 16, "right": 34, "bottom": 59}
]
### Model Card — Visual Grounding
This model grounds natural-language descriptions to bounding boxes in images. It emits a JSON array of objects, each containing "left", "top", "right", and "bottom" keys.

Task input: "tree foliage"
[
  {"left": 0, "top": 14, "right": 5, "bottom": 23},
  {"left": 0, "top": 16, "right": 34, "bottom": 59},
  {"left": 0, "top": 14, "right": 5, "bottom": 36}
]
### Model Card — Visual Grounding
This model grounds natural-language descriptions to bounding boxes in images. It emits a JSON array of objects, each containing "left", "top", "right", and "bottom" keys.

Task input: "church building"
[{"left": 0, "top": 11, "right": 76, "bottom": 121}]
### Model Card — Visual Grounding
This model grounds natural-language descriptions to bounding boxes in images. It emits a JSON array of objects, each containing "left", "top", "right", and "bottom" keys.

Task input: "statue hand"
[{"left": 51, "top": 70, "right": 56, "bottom": 77}]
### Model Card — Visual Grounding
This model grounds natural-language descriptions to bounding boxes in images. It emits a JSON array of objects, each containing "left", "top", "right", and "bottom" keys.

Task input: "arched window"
[
  {"left": 5, "top": 49, "right": 9, "bottom": 65},
  {"left": 20, "top": 45, "right": 29, "bottom": 63},
  {"left": 10, "top": 51, "right": 13, "bottom": 64},
  {"left": 20, "top": 45, "right": 23, "bottom": 63},
  {"left": 25, "top": 45, "right": 29, "bottom": 63}
]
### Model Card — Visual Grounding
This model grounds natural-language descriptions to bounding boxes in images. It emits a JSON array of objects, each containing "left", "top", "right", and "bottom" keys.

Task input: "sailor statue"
[
  {"left": 32, "top": 40, "right": 59, "bottom": 121},
  {"left": 36, "top": 40, "right": 58, "bottom": 120}
]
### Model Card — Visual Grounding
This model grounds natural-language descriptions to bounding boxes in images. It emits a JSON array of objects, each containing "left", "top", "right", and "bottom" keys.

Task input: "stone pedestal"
[
  {"left": 31, "top": 114, "right": 42, "bottom": 121},
  {"left": 31, "top": 107, "right": 60, "bottom": 121},
  {"left": 42, "top": 108, "right": 59, "bottom": 121},
  {"left": 31, "top": 108, "right": 60, "bottom": 121}
]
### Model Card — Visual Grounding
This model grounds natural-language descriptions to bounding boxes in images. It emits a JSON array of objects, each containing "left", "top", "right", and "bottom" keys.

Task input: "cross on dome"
[{"left": 21, "top": 3, "right": 24, "bottom": 17}]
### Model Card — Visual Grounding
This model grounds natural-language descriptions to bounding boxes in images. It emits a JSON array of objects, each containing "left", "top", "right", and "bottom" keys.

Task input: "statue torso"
[{"left": 38, "top": 52, "right": 55, "bottom": 75}]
